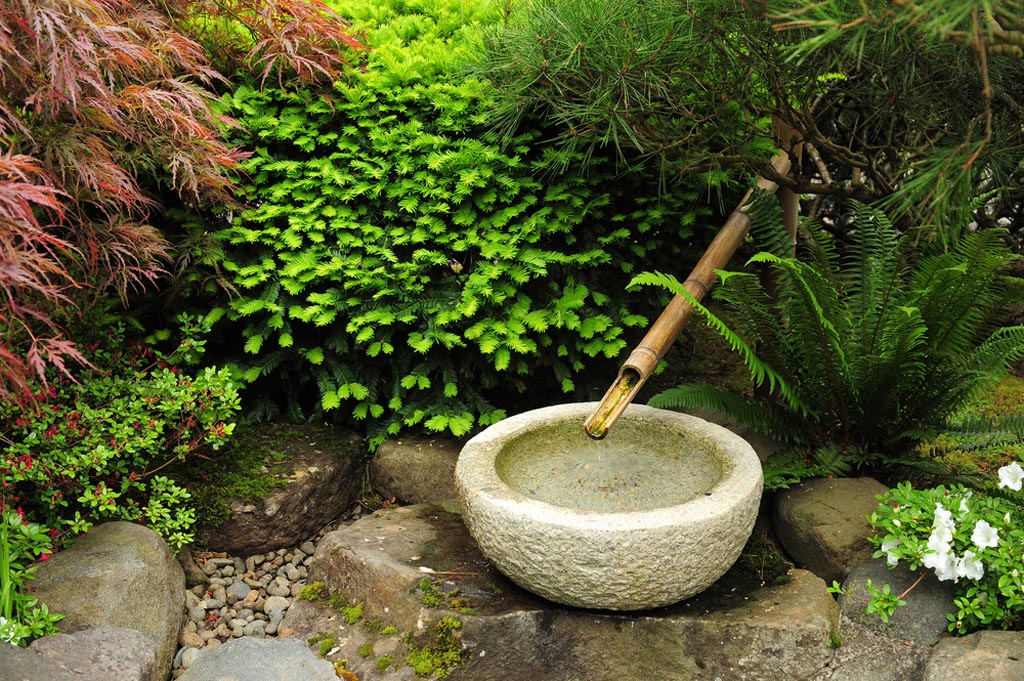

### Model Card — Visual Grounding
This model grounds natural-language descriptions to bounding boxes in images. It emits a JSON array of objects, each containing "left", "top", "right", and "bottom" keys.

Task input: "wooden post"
[{"left": 774, "top": 118, "right": 803, "bottom": 255}]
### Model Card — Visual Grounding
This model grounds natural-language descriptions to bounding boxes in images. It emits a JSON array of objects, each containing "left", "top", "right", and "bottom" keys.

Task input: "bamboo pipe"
[{"left": 583, "top": 151, "right": 793, "bottom": 439}]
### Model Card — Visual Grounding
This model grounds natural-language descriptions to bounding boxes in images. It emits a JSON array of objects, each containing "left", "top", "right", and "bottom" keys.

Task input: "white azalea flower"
[
  {"left": 999, "top": 462, "right": 1024, "bottom": 491},
  {"left": 972, "top": 519, "right": 1000, "bottom": 549},
  {"left": 931, "top": 523, "right": 954, "bottom": 545},
  {"left": 956, "top": 550, "right": 985, "bottom": 581},
  {"left": 927, "top": 532, "right": 951, "bottom": 556},
  {"left": 924, "top": 549, "right": 959, "bottom": 582},
  {"left": 0, "top": 617, "right": 20, "bottom": 646},
  {"left": 881, "top": 537, "right": 901, "bottom": 567},
  {"left": 934, "top": 503, "right": 954, "bottom": 529}
]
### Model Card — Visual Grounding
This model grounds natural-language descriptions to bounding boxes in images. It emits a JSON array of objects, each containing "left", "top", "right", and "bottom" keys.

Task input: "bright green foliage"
[
  {"left": 212, "top": 0, "right": 709, "bottom": 445},
  {"left": 0, "top": 510, "right": 63, "bottom": 646},
  {"left": 636, "top": 200, "right": 1024, "bottom": 480},
  {"left": 0, "top": 319, "right": 240, "bottom": 549}
]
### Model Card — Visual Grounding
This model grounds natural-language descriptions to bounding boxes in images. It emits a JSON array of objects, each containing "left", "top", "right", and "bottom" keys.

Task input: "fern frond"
[
  {"left": 964, "top": 325, "right": 1024, "bottom": 380},
  {"left": 646, "top": 383, "right": 812, "bottom": 446},
  {"left": 913, "top": 229, "right": 1021, "bottom": 358},
  {"left": 631, "top": 270, "right": 814, "bottom": 418},
  {"left": 711, "top": 270, "right": 793, "bottom": 376},
  {"left": 744, "top": 189, "right": 790, "bottom": 258},
  {"left": 752, "top": 252, "right": 853, "bottom": 421}
]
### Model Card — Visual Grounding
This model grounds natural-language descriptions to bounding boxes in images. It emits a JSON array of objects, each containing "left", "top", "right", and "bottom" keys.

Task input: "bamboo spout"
[{"left": 584, "top": 151, "right": 792, "bottom": 439}]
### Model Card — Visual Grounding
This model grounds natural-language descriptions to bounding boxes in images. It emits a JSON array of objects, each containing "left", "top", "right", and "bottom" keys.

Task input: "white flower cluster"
[
  {"left": 0, "top": 616, "right": 22, "bottom": 646},
  {"left": 882, "top": 498, "right": 995, "bottom": 583}
]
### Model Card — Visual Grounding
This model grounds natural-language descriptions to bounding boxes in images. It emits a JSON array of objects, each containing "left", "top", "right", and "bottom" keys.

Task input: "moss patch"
[
  {"left": 415, "top": 577, "right": 478, "bottom": 615},
  {"left": 405, "top": 616, "right": 463, "bottom": 678},
  {"left": 169, "top": 421, "right": 298, "bottom": 528},
  {"left": 295, "top": 581, "right": 364, "bottom": 623},
  {"left": 917, "top": 377, "right": 1024, "bottom": 478}
]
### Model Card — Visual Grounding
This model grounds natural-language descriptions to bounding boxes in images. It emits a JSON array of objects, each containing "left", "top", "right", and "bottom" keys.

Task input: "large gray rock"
[
  {"left": 31, "top": 522, "right": 184, "bottom": 681},
  {"left": 808, "top": 615, "right": 928, "bottom": 681},
  {"left": 177, "top": 636, "right": 339, "bottom": 680},
  {"left": 924, "top": 630, "right": 1024, "bottom": 680},
  {"left": 0, "top": 624, "right": 156, "bottom": 681},
  {"left": 370, "top": 435, "right": 462, "bottom": 503},
  {"left": 285, "top": 502, "right": 840, "bottom": 681},
  {"left": 198, "top": 424, "right": 366, "bottom": 555},
  {"left": 774, "top": 477, "right": 888, "bottom": 585},
  {"left": 840, "top": 559, "right": 954, "bottom": 645}
]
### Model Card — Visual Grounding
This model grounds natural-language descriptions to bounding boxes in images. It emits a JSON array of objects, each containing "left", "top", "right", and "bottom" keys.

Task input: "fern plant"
[{"left": 634, "top": 200, "right": 1024, "bottom": 480}]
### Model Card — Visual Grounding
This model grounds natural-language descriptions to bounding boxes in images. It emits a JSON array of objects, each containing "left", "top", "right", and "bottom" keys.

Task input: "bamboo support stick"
[{"left": 583, "top": 150, "right": 793, "bottom": 439}]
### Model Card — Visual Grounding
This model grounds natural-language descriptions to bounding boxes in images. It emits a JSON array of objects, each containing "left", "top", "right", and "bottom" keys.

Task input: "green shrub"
[
  {"left": 0, "top": 318, "right": 240, "bottom": 549},
  {"left": 636, "top": 200, "right": 1024, "bottom": 484},
  {"left": 853, "top": 462, "right": 1024, "bottom": 632},
  {"left": 0, "top": 510, "right": 62, "bottom": 646},
  {"left": 208, "top": 0, "right": 716, "bottom": 445}
]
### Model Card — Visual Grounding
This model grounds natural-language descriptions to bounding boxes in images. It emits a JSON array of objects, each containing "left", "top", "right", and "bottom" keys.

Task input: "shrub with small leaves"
[
  {"left": 206, "top": 0, "right": 718, "bottom": 445},
  {"left": 0, "top": 317, "right": 239, "bottom": 549}
]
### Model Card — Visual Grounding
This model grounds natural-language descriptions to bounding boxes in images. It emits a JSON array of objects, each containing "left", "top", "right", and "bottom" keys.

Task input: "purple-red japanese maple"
[{"left": 0, "top": 0, "right": 363, "bottom": 400}]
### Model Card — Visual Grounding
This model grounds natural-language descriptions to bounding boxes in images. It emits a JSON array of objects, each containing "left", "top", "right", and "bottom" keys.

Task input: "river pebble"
[{"left": 171, "top": 511, "right": 357, "bottom": 678}]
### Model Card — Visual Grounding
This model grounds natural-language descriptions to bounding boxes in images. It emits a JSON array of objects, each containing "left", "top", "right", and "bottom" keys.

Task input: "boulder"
[
  {"left": 774, "top": 477, "right": 888, "bottom": 585},
  {"left": 177, "top": 636, "right": 339, "bottom": 680},
  {"left": 285, "top": 502, "right": 840, "bottom": 681},
  {"left": 369, "top": 435, "right": 462, "bottom": 503},
  {"left": 924, "top": 630, "right": 1024, "bottom": 680},
  {"left": 808, "top": 615, "right": 928, "bottom": 681},
  {"left": 31, "top": 521, "right": 184, "bottom": 681},
  {"left": 198, "top": 425, "right": 366, "bottom": 555},
  {"left": 0, "top": 624, "right": 156, "bottom": 681},
  {"left": 839, "top": 559, "right": 955, "bottom": 646}
]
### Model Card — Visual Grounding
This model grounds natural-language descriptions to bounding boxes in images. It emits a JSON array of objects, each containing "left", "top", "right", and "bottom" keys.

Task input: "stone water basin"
[{"left": 454, "top": 402, "right": 763, "bottom": 610}]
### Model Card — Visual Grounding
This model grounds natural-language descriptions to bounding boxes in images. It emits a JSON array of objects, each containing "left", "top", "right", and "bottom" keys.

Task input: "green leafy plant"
[
  {"left": 0, "top": 318, "right": 240, "bottom": 549},
  {"left": 858, "top": 456, "right": 1024, "bottom": 632},
  {"left": 0, "top": 508, "right": 63, "bottom": 646},
  {"left": 634, "top": 200, "right": 1024, "bottom": 482},
  {"left": 204, "top": 0, "right": 714, "bottom": 445}
]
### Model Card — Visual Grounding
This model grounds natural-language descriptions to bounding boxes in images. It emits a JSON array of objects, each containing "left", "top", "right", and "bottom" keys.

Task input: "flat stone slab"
[
  {"left": 0, "top": 625, "right": 156, "bottom": 681},
  {"left": 923, "top": 630, "right": 1024, "bottom": 680},
  {"left": 177, "top": 636, "right": 340, "bottom": 680},
  {"left": 284, "top": 502, "right": 840, "bottom": 680}
]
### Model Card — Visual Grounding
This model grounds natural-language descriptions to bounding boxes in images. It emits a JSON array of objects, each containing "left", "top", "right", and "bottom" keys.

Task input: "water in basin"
[{"left": 495, "top": 417, "right": 723, "bottom": 513}]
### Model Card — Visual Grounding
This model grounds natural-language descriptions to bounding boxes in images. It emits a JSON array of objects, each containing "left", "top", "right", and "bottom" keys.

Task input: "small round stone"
[
  {"left": 263, "top": 595, "right": 290, "bottom": 614},
  {"left": 243, "top": 620, "right": 266, "bottom": 638}
]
